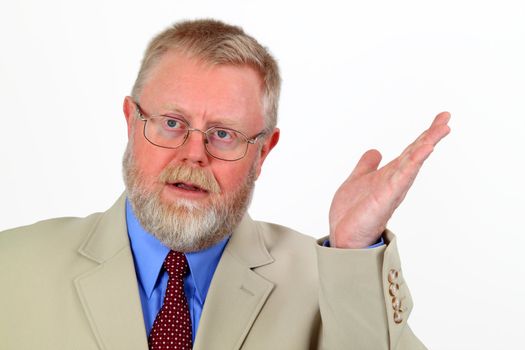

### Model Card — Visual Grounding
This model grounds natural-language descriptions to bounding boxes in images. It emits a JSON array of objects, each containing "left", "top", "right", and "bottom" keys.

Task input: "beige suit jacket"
[{"left": 0, "top": 195, "right": 426, "bottom": 349}]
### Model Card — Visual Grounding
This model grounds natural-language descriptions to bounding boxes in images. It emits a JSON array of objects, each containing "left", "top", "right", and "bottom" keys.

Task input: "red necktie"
[{"left": 149, "top": 251, "right": 193, "bottom": 350}]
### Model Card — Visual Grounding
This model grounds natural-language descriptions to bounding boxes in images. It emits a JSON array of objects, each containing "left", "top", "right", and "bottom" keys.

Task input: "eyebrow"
[
  {"left": 161, "top": 103, "right": 187, "bottom": 116},
  {"left": 161, "top": 103, "right": 244, "bottom": 129},
  {"left": 205, "top": 117, "right": 243, "bottom": 129}
]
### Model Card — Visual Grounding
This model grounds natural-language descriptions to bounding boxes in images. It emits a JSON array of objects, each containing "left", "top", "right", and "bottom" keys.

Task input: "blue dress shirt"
[{"left": 125, "top": 200, "right": 229, "bottom": 343}]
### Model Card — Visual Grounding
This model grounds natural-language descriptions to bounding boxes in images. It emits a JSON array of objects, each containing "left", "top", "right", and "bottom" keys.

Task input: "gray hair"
[{"left": 131, "top": 19, "right": 281, "bottom": 130}]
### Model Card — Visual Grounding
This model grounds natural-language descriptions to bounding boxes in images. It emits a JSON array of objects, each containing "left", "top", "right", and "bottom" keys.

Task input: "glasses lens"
[
  {"left": 145, "top": 116, "right": 188, "bottom": 148},
  {"left": 142, "top": 117, "right": 252, "bottom": 161},
  {"left": 205, "top": 127, "right": 247, "bottom": 161}
]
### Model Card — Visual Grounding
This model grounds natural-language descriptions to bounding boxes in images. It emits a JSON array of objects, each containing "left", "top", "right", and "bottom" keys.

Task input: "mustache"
[{"left": 159, "top": 164, "right": 221, "bottom": 194}]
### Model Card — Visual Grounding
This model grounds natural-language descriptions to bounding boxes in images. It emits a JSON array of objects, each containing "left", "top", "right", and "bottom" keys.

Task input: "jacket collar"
[
  {"left": 78, "top": 193, "right": 130, "bottom": 263},
  {"left": 224, "top": 213, "right": 274, "bottom": 268}
]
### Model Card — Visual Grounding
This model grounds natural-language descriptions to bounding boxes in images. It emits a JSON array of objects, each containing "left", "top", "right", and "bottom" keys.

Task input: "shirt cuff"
[{"left": 322, "top": 236, "right": 385, "bottom": 248}]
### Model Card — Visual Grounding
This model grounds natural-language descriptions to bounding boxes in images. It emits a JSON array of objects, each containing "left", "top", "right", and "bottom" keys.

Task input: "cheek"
[
  {"left": 211, "top": 158, "right": 256, "bottom": 192},
  {"left": 132, "top": 137, "right": 173, "bottom": 177}
]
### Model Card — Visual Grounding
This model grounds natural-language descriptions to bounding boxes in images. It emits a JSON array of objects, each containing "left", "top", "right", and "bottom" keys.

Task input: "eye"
[
  {"left": 162, "top": 117, "right": 185, "bottom": 130},
  {"left": 211, "top": 128, "right": 235, "bottom": 140},
  {"left": 216, "top": 129, "right": 231, "bottom": 139}
]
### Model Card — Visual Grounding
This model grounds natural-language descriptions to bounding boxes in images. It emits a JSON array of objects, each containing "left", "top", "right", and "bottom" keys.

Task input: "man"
[{"left": 0, "top": 19, "right": 450, "bottom": 349}]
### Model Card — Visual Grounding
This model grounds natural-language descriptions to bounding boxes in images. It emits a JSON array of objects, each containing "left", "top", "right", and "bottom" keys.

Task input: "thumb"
[{"left": 349, "top": 149, "right": 382, "bottom": 179}]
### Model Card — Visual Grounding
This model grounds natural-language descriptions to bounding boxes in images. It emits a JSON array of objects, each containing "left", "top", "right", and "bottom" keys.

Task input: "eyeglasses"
[{"left": 133, "top": 101, "right": 267, "bottom": 161}]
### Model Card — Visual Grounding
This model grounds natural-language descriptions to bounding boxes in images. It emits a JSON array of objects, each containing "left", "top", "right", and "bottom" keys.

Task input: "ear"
[
  {"left": 254, "top": 128, "right": 280, "bottom": 179},
  {"left": 123, "top": 96, "right": 136, "bottom": 138}
]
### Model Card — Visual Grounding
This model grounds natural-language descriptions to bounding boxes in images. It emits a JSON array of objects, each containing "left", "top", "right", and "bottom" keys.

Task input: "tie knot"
[{"left": 163, "top": 251, "right": 189, "bottom": 279}]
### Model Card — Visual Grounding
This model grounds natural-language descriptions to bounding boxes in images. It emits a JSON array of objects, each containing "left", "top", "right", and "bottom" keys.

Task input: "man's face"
[{"left": 123, "top": 51, "right": 279, "bottom": 251}]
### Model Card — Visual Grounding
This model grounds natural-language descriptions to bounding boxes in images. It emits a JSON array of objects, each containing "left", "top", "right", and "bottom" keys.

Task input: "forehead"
[{"left": 139, "top": 50, "right": 265, "bottom": 128}]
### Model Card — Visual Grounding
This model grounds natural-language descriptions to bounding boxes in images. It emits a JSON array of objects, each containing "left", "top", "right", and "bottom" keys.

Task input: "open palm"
[{"left": 329, "top": 112, "right": 451, "bottom": 248}]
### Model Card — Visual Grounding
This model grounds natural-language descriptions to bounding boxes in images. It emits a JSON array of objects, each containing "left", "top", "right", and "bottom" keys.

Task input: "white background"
[{"left": 1, "top": 1, "right": 524, "bottom": 349}]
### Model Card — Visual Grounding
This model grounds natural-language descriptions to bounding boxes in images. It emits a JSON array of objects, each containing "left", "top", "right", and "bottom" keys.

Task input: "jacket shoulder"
[
  {"left": 253, "top": 220, "right": 318, "bottom": 250},
  {"left": 0, "top": 213, "right": 104, "bottom": 254},
  {"left": 250, "top": 220, "right": 320, "bottom": 275}
]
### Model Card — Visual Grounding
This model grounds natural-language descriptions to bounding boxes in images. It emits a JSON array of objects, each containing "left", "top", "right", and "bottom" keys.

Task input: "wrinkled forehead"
[
  {"left": 139, "top": 50, "right": 266, "bottom": 129},
  {"left": 140, "top": 48, "right": 266, "bottom": 96}
]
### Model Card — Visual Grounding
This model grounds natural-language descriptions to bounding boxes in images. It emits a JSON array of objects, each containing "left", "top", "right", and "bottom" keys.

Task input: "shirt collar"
[{"left": 125, "top": 199, "right": 228, "bottom": 302}]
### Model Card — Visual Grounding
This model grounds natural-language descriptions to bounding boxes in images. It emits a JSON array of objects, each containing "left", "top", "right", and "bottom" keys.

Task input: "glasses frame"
[{"left": 132, "top": 101, "right": 267, "bottom": 161}]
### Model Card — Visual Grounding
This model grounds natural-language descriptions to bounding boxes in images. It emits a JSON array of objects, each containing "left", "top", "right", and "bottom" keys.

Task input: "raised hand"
[{"left": 328, "top": 112, "right": 451, "bottom": 248}]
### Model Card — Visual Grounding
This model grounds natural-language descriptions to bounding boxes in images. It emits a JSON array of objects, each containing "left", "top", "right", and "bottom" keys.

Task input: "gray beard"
[{"left": 122, "top": 143, "right": 256, "bottom": 252}]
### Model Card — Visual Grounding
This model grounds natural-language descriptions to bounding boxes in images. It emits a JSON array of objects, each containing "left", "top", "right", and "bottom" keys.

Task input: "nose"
[{"left": 176, "top": 129, "right": 210, "bottom": 165}]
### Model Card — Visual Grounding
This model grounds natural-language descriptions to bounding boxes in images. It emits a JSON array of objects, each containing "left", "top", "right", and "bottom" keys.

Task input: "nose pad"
[{"left": 178, "top": 129, "right": 210, "bottom": 163}]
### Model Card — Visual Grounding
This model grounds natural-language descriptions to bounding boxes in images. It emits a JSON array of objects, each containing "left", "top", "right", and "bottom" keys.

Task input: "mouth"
[{"left": 170, "top": 182, "right": 208, "bottom": 193}]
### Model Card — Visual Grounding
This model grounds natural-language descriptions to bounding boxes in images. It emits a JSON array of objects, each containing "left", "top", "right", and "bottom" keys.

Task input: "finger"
[
  {"left": 431, "top": 111, "right": 451, "bottom": 127},
  {"left": 396, "top": 136, "right": 437, "bottom": 180},
  {"left": 421, "top": 112, "right": 451, "bottom": 145},
  {"left": 380, "top": 112, "right": 451, "bottom": 206},
  {"left": 418, "top": 123, "right": 450, "bottom": 149},
  {"left": 401, "top": 113, "right": 451, "bottom": 159},
  {"left": 349, "top": 149, "right": 382, "bottom": 180},
  {"left": 422, "top": 111, "right": 452, "bottom": 145},
  {"left": 389, "top": 143, "right": 434, "bottom": 207},
  {"left": 390, "top": 143, "right": 432, "bottom": 184},
  {"left": 407, "top": 142, "right": 435, "bottom": 166}
]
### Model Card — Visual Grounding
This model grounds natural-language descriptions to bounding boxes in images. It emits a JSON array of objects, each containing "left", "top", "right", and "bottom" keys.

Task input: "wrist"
[{"left": 329, "top": 234, "right": 384, "bottom": 249}]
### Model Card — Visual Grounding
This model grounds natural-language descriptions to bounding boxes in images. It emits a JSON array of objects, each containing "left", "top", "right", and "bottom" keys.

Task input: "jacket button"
[
  {"left": 389, "top": 283, "right": 399, "bottom": 297},
  {"left": 388, "top": 269, "right": 399, "bottom": 283},
  {"left": 392, "top": 297, "right": 401, "bottom": 311},
  {"left": 393, "top": 310, "right": 403, "bottom": 324}
]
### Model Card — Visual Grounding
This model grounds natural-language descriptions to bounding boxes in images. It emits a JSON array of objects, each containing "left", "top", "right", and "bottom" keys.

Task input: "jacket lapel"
[
  {"left": 193, "top": 215, "right": 275, "bottom": 350},
  {"left": 74, "top": 195, "right": 149, "bottom": 350},
  {"left": 72, "top": 196, "right": 275, "bottom": 350}
]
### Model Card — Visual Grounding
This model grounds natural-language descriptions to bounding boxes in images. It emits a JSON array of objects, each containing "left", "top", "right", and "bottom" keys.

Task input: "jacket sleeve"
[{"left": 315, "top": 230, "right": 427, "bottom": 350}]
